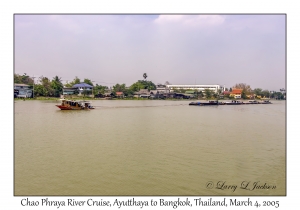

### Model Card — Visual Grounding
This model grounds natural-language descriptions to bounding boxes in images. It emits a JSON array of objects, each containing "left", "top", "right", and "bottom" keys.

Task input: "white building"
[
  {"left": 156, "top": 84, "right": 170, "bottom": 93},
  {"left": 14, "top": 84, "right": 33, "bottom": 98},
  {"left": 166, "top": 84, "right": 223, "bottom": 93}
]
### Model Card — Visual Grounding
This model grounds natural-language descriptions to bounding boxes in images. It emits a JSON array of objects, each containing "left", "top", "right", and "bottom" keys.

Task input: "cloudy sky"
[{"left": 15, "top": 14, "right": 285, "bottom": 91}]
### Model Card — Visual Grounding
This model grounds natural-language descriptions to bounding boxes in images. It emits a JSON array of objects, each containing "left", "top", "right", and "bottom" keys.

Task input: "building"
[
  {"left": 14, "top": 84, "right": 33, "bottom": 98},
  {"left": 72, "top": 83, "right": 93, "bottom": 96},
  {"left": 134, "top": 89, "right": 150, "bottom": 98},
  {"left": 116, "top": 92, "right": 124, "bottom": 98},
  {"left": 62, "top": 87, "right": 77, "bottom": 95},
  {"left": 230, "top": 89, "right": 242, "bottom": 99},
  {"left": 156, "top": 84, "right": 170, "bottom": 93},
  {"left": 166, "top": 84, "right": 222, "bottom": 93}
]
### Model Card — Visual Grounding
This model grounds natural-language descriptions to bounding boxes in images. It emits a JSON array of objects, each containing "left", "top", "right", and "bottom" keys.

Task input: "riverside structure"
[{"left": 166, "top": 84, "right": 225, "bottom": 93}]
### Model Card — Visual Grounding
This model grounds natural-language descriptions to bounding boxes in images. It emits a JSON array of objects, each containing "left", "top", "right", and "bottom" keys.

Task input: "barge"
[
  {"left": 189, "top": 100, "right": 219, "bottom": 106},
  {"left": 189, "top": 100, "right": 272, "bottom": 106}
]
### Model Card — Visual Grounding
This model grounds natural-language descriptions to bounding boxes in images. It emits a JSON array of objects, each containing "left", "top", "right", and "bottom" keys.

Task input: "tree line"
[
  {"left": 14, "top": 73, "right": 156, "bottom": 98},
  {"left": 14, "top": 74, "right": 285, "bottom": 99},
  {"left": 229, "top": 83, "right": 286, "bottom": 100}
]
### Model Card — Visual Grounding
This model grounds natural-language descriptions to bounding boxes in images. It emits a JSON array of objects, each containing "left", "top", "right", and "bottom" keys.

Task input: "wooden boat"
[
  {"left": 56, "top": 99, "right": 94, "bottom": 110},
  {"left": 189, "top": 100, "right": 219, "bottom": 106}
]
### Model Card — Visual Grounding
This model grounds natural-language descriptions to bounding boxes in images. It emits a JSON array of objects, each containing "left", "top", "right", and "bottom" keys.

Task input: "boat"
[
  {"left": 244, "top": 100, "right": 259, "bottom": 104},
  {"left": 224, "top": 100, "right": 243, "bottom": 105},
  {"left": 189, "top": 100, "right": 219, "bottom": 106},
  {"left": 189, "top": 99, "right": 273, "bottom": 107},
  {"left": 56, "top": 99, "right": 94, "bottom": 110},
  {"left": 259, "top": 100, "right": 272, "bottom": 104}
]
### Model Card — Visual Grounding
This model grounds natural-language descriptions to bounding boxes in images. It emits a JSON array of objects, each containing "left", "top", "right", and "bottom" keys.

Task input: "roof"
[
  {"left": 72, "top": 83, "right": 93, "bottom": 88},
  {"left": 231, "top": 89, "right": 242, "bottom": 94},
  {"left": 136, "top": 89, "right": 149, "bottom": 94},
  {"left": 223, "top": 91, "right": 230, "bottom": 94},
  {"left": 14, "top": 83, "right": 29, "bottom": 87},
  {"left": 116, "top": 92, "right": 124, "bottom": 95}
]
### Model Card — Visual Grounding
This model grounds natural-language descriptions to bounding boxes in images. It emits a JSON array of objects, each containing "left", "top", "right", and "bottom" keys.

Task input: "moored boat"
[
  {"left": 189, "top": 100, "right": 219, "bottom": 106},
  {"left": 259, "top": 100, "right": 272, "bottom": 104},
  {"left": 56, "top": 99, "right": 94, "bottom": 110},
  {"left": 189, "top": 100, "right": 273, "bottom": 106},
  {"left": 224, "top": 100, "right": 243, "bottom": 105},
  {"left": 244, "top": 100, "right": 259, "bottom": 104}
]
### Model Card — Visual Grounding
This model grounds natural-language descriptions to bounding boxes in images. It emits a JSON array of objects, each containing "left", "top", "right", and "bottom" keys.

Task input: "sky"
[{"left": 14, "top": 14, "right": 286, "bottom": 91}]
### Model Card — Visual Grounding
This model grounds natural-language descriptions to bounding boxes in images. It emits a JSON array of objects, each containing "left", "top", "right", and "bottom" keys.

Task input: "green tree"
[
  {"left": 233, "top": 83, "right": 252, "bottom": 94},
  {"left": 213, "top": 93, "right": 218, "bottom": 99},
  {"left": 130, "top": 80, "right": 156, "bottom": 91},
  {"left": 34, "top": 84, "right": 48, "bottom": 97},
  {"left": 273, "top": 92, "right": 284, "bottom": 100},
  {"left": 143, "top": 73, "right": 147, "bottom": 80},
  {"left": 39, "top": 76, "right": 54, "bottom": 96},
  {"left": 241, "top": 90, "right": 247, "bottom": 99},
  {"left": 261, "top": 90, "right": 270, "bottom": 98},
  {"left": 94, "top": 84, "right": 108, "bottom": 95},
  {"left": 253, "top": 88, "right": 262, "bottom": 98},
  {"left": 83, "top": 78, "right": 94, "bottom": 86},
  {"left": 113, "top": 83, "right": 126, "bottom": 92},
  {"left": 65, "top": 76, "right": 81, "bottom": 87},
  {"left": 14, "top": 73, "right": 34, "bottom": 85},
  {"left": 204, "top": 89, "right": 213, "bottom": 99},
  {"left": 14, "top": 73, "right": 22, "bottom": 84},
  {"left": 198, "top": 91, "right": 204, "bottom": 98},
  {"left": 51, "top": 76, "right": 63, "bottom": 97}
]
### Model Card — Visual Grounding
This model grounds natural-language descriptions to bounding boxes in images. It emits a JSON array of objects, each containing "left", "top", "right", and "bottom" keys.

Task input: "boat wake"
[{"left": 92, "top": 104, "right": 186, "bottom": 109}]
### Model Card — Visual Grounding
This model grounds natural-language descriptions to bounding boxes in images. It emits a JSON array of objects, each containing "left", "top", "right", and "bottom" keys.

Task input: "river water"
[{"left": 14, "top": 100, "right": 285, "bottom": 196}]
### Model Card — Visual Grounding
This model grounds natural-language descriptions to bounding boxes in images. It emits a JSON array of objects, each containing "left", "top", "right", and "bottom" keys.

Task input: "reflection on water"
[{"left": 14, "top": 100, "right": 285, "bottom": 195}]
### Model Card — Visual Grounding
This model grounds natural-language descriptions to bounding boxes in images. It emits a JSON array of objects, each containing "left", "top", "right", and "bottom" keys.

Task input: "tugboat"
[{"left": 56, "top": 99, "right": 94, "bottom": 110}]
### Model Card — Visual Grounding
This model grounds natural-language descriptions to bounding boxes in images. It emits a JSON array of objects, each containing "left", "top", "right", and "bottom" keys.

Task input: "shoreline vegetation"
[{"left": 14, "top": 73, "right": 286, "bottom": 101}]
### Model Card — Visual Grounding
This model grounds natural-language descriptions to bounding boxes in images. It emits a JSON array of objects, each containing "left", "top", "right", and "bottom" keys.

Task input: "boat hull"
[
  {"left": 56, "top": 99, "right": 94, "bottom": 110},
  {"left": 189, "top": 102, "right": 218, "bottom": 106},
  {"left": 189, "top": 100, "right": 272, "bottom": 106},
  {"left": 55, "top": 105, "right": 94, "bottom": 110},
  {"left": 56, "top": 105, "right": 81, "bottom": 110},
  {"left": 224, "top": 103, "right": 243, "bottom": 105}
]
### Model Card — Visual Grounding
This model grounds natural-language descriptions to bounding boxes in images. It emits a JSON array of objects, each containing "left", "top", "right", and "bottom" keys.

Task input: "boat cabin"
[{"left": 248, "top": 100, "right": 258, "bottom": 104}]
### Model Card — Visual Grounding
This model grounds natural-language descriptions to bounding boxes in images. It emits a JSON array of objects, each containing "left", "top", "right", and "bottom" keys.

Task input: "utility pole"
[
  {"left": 32, "top": 76, "right": 35, "bottom": 98},
  {"left": 92, "top": 81, "right": 96, "bottom": 97}
]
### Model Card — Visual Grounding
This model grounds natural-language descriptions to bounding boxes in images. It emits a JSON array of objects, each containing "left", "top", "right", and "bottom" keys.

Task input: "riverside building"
[
  {"left": 14, "top": 84, "right": 33, "bottom": 98},
  {"left": 166, "top": 84, "right": 224, "bottom": 93}
]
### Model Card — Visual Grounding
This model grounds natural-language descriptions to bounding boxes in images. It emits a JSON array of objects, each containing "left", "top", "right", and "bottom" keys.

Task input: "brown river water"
[{"left": 14, "top": 100, "right": 286, "bottom": 196}]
